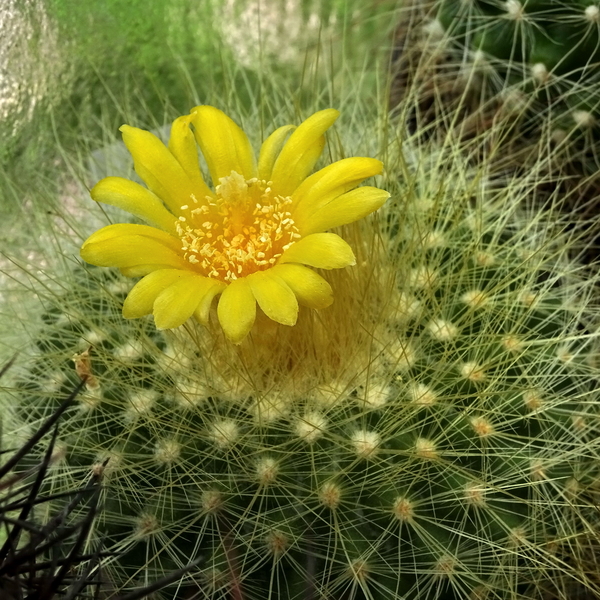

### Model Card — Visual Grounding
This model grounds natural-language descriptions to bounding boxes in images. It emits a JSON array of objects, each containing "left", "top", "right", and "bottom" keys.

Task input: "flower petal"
[
  {"left": 292, "top": 157, "right": 383, "bottom": 219},
  {"left": 271, "top": 264, "right": 333, "bottom": 309},
  {"left": 168, "top": 115, "right": 214, "bottom": 200},
  {"left": 217, "top": 278, "right": 257, "bottom": 344},
  {"left": 120, "top": 125, "right": 198, "bottom": 215},
  {"left": 278, "top": 233, "right": 356, "bottom": 269},
  {"left": 257, "top": 125, "right": 295, "bottom": 182},
  {"left": 81, "top": 223, "right": 181, "bottom": 252},
  {"left": 248, "top": 271, "right": 298, "bottom": 326},
  {"left": 91, "top": 177, "right": 178, "bottom": 235},
  {"left": 270, "top": 109, "right": 339, "bottom": 197},
  {"left": 194, "top": 281, "right": 226, "bottom": 326},
  {"left": 190, "top": 106, "right": 256, "bottom": 185},
  {"left": 81, "top": 235, "right": 187, "bottom": 270},
  {"left": 154, "top": 273, "right": 220, "bottom": 330},
  {"left": 120, "top": 265, "right": 171, "bottom": 277},
  {"left": 122, "top": 269, "right": 189, "bottom": 318},
  {"left": 296, "top": 187, "right": 390, "bottom": 236}
]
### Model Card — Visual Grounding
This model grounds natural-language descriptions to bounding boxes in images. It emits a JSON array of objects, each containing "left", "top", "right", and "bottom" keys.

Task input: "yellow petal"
[
  {"left": 122, "top": 269, "right": 189, "bottom": 318},
  {"left": 154, "top": 274, "right": 220, "bottom": 329},
  {"left": 296, "top": 187, "right": 390, "bottom": 236},
  {"left": 270, "top": 109, "right": 339, "bottom": 197},
  {"left": 292, "top": 157, "right": 383, "bottom": 219},
  {"left": 120, "top": 265, "right": 173, "bottom": 277},
  {"left": 257, "top": 125, "right": 295, "bottom": 181},
  {"left": 91, "top": 177, "right": 178, "bottom": 235},
  {"left": 120, "top": 125, "right": 198, "bottom": 215},
  {"left": 248, "top": 271, "right": 298, "bottom": 326},
  {"left": 278, "top": 233, "right": 356, "bottom": 269},
  {"left": 168, "top": 115, "right": 214, "bottom": 200},
  {"left": 81, "top": 223, "right": 181, "bottom": 253},
  {"left": 81, "top": 235, "right": 187, "bottom": 270},
  {"left": 217, "top": 278, "right": 256, "bottom": 344},
  {"left": 194, "top": 281, "right": 226, "bottom": 326},
  {"left": 271, "top": 264, "right": 333, "bottom": 309},
  {"left": 190, "top": 106, "right": 256, "bottom": 185}
]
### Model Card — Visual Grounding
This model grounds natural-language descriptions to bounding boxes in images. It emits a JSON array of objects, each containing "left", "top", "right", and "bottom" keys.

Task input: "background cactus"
[
  {"left": 8, "top": 123, "right": 600, "bottom": 599},
  {"left": 393, "top": 0, "right": 600, "bottom": 135},
  {"left": 437, "top": 0, "right": 600, "bottom": 130},
  {"left": 390, "top": 0, "right": 600, "bottom": 263}
]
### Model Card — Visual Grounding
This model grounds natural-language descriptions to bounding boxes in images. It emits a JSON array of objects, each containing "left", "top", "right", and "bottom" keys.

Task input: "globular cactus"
[
  {"left": 392, "top": 0, "right": 600, "bottom": 141},
  {"left": 390, "top": 0, "right": 600, "bottom": 263},
  {"left": 436, "top": 0, "right": 600, "bottom": 132},
  {"left": 9, "top": 129, "right": 600, "bottom": 600}
]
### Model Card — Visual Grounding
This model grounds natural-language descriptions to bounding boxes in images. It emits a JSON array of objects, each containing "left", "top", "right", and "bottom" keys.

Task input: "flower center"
[{"left": 175, "top": 171, "right": 301, "bottom": 282}]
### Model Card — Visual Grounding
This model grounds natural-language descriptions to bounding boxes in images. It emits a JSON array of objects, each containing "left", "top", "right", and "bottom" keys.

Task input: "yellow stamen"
[{"left": 177, "top": 171, "right": 300, "bottom": 283}]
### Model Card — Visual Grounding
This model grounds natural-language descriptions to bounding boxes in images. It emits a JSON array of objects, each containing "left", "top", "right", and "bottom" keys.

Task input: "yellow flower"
[{"left": 81, "top": 106, "right": 388, "bottom": 343}]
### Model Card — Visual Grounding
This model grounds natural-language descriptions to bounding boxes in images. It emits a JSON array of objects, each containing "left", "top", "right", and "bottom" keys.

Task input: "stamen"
[{"left": 176, "top": 172, "right": 300, "bottom": 282}]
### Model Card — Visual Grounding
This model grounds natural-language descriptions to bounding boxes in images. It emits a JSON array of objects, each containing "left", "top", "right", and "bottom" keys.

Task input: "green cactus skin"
[
  {"left": 435, "top": 0, "right": 600, "bottom": 132},
  {"left": 11, "top": 170, "right": 600, "bottom": 600}
]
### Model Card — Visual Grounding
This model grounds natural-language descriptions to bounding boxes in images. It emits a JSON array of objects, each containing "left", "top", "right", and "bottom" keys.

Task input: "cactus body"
[
  {"left": 11, "top": 162, "right": 600, "bottom": 600},
  {"left": 436, "top": 0, "right": 600, "bottom": 130}
]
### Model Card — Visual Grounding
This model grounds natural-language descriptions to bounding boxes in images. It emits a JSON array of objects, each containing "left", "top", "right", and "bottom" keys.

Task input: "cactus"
[
  {"left": 437, "top": 0, "right": 600, "bottom": 75},
  {"left": 436, "top": 0, "right": 600, "bottom": 127},
  {"left": 8, "top": 117, "right": 600, "bottom": 600},
  {"left": 390, "top": 0, "right": 600, "bottom": 264},
  {"left": 396, "top": 0, "right": 600, "bottom": 130},
  {"left": 404, "top": 0, "right": 600, "bottom": 134}
]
